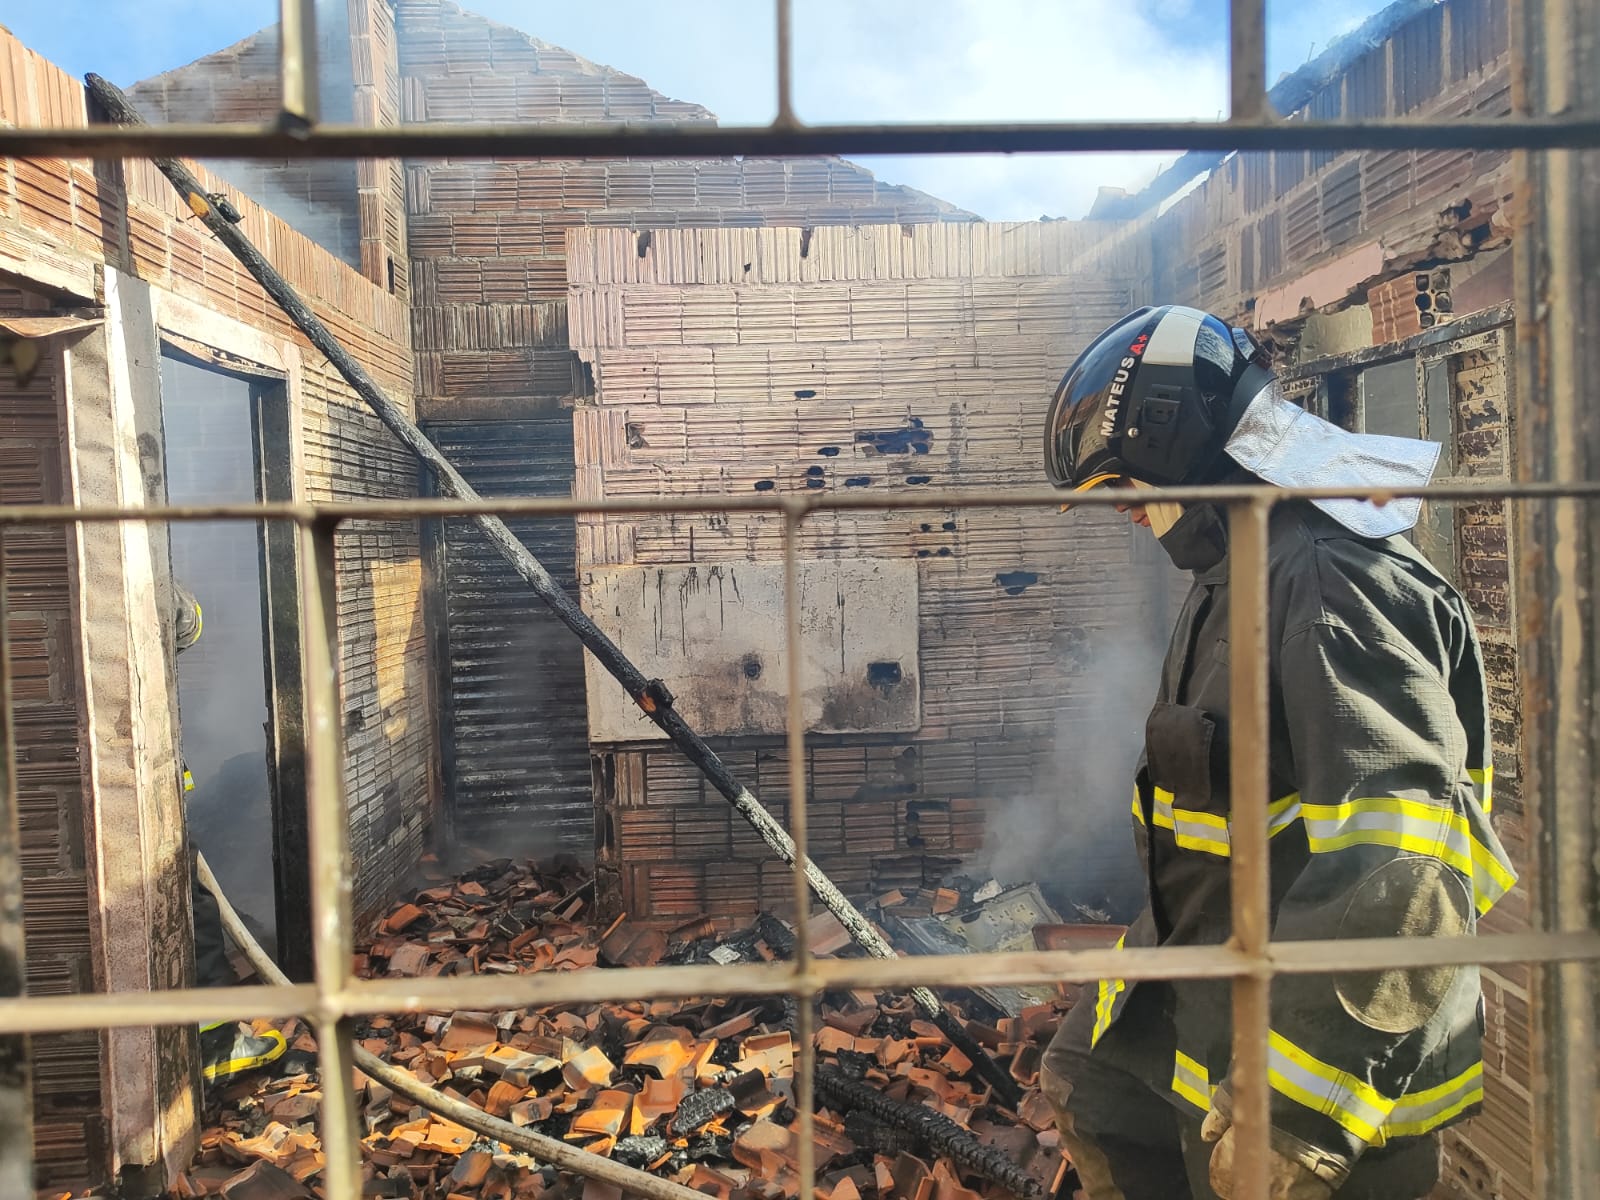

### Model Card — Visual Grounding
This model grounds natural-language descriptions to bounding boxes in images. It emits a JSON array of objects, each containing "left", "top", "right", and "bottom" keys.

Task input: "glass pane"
[
  {"left": 160, "top": 353, "right": 279, "bottom": 948},
  {"left": 1359, "top": 358, "right": 1420, "bottom": 440}
]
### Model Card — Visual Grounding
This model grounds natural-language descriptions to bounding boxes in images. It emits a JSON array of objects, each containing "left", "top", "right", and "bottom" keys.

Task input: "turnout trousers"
[{"left": 1039, "top": 984, "right": 1441, "bottom": 1200}]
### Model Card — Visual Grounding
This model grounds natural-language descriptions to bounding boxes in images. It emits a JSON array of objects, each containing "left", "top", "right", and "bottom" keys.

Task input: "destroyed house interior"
[{"left": 1, "top": 0, "right": 1594, "bottom": 1198}]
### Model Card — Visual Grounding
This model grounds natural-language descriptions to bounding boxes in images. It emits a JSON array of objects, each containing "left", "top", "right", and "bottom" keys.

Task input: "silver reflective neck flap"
[{"left": 1223, "top": 378, "right": 1441, "bottom": 538}]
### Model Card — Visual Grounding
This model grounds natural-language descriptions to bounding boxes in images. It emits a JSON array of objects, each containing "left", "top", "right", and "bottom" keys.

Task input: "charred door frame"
[
  {"left": 159, "top": 344, "right": 312, "bottom": 980},
  {"left": 250, "top": 377, "right": 311, "bottom": 981}
]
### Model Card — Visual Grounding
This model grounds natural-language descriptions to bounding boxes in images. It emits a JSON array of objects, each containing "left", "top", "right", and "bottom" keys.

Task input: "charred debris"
[{"left": 173, "top": 855, "right": 1124, "bottom": 1200}]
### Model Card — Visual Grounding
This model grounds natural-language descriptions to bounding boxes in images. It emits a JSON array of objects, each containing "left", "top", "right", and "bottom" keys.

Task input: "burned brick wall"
[
  {"left": 569, "top": 222, "right": 1170, "bottom": 926},
  {"left": 1139, "top": 0, "right": 1511, "bottom": 328},
  {"left": 126, "top": 0, "right": 410, "bottom": 296},
  {"left": 396, "top": 0, "right": 973, "bottom": 424},
  {"left": 2, "top": 26, "right": 433, "bottom": 1188},
  {"left": 393, "top": 0, "right": 978, "bottom": 854},
  {"left": 127, "top": 15, "right": 362, "bottom": 268},
  {"left": 0, "top": 285, "right": 105, "bottom": 1187}
]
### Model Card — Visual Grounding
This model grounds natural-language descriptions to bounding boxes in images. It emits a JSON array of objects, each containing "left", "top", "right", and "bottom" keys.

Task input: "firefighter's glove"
[{"left": 1201, "top": 1106, "right": 1335, "bottom": 1200}]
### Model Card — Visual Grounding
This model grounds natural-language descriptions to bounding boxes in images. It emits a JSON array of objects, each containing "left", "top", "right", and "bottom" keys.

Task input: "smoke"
[{"left": 976, "top": 552, "right": 1178, "bottom": 925}]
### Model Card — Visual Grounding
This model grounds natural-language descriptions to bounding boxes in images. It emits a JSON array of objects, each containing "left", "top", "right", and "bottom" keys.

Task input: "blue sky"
[{"left": 4, "top": 0, "right": 1386, "bottom": 219}]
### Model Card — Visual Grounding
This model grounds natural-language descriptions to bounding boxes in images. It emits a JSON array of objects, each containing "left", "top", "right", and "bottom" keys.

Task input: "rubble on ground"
[{"left": 170, "top": 856, "right": 1107, "bottom": 1200}]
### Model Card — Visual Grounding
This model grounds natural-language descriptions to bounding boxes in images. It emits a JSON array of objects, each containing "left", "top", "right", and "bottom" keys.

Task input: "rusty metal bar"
[
  {"left": 783, "top": 508, "right": 816, "bottom": 1200},
  {"left": 278, "top": 0, "right": 321, "bottom": 128},
  {"left": 1511, "top": 0, "right": 1600, "bottom": 1191},
  {"left": 1226, "top": 499, "right": 1273, "bottom": 1200},
  {"left": 0, "top": 478, "right": 1595, "bottom": 529},
  {"left": 0, "top": 931, "right": 1596, "bottom": 1036},
  {"left": 775, "top": 0, "right": 798, "bottom": 129},
  {"left": 1229, "top": 0, "right": 1269, "bottom": 121},
  {"left": 16, "top": 112, "right": 1600, "bottom": 162},
  {"left": 299, "top": 518, "right": 362, "bottom": 1200},
  {"left": 0, "top": 532, "right": 31, "bottom": 1196}
]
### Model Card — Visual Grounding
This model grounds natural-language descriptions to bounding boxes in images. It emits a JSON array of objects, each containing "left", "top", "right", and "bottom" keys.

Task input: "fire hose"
[
  {"left": 86, "top": 71, "right": 1020, "bottom": 1109},
  {"left": 196, "top": 852, "right": 708, "bottom": 1200}
]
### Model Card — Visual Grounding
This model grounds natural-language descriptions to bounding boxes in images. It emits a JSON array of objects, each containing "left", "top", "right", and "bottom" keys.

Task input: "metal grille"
[{"left": 0, "top": 1, "right": 1597, "bottom": 1197}]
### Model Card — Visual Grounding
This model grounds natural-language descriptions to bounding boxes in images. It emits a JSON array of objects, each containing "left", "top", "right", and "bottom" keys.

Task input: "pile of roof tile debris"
[{"left": 172, "top": 856, "right": 1119, "bottom": 1200}]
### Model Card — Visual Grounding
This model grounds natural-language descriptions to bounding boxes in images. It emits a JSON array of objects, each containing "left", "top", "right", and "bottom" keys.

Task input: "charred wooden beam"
[
  {"left": 815, "top": 1066, "right": 1043, "bottom": 1200},
  {"left": 84, "top": 70, "right": 1020, "bottom": 1108}
]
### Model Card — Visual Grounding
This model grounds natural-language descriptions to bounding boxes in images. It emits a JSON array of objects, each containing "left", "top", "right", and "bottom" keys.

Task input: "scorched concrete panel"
[{"left": 581, "top": 559, "right": 920, "bottom": 741}]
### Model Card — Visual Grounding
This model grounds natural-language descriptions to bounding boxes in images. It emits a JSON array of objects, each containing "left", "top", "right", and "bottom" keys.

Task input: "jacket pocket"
[{"left": 1145, "top": 701, "right": 1218, "bottom": 812}]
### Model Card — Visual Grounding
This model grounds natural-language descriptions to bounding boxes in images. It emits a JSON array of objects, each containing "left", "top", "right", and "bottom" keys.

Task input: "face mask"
[
  {"left": 1127, "top": 478, "right": 1184, "bottom": 538},
  {"left": 1156, "top": 503, "right": 1230, "bottom": 572}
]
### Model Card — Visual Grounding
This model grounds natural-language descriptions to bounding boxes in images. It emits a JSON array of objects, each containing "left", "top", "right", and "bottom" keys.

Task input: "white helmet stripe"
[{"left": 1142, "top": 306, "right": 1206, "bottom": 367}]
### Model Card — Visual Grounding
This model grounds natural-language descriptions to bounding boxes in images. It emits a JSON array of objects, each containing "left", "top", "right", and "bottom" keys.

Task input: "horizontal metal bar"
[
  {"left": 0, "top": 478, "right": 1596, "bottom": 528},
  {"left": 0, "top": 984, "right": 321, "bottom": 1035},
  {"left": 5, "top": 115, "right": 1600, "bottom": 162},
  {"left": 1, "top": 932, "right": 1595, "bottom": 1036}
]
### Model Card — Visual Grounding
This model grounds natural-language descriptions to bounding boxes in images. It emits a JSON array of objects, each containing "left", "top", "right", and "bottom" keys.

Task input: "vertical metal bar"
[
  {"left": 1511, "top": 0, "right": 1600, "bottom": 1189},
  {"left": 256, "top": 390, "right": 314, "bottom": 981},
  {"left": 775, "top": 0, "right": 798, "bottom": 128},
  {"left": 0, "top": 530, "right": 32, "bottom": 1196},
  {"left": 299, "top": 516, "right": 360, "bottom": 1199},
  {"left": 1227, "top": 498, "right": 1272, "bottom": 1200},
  {"left": 279, "top": 0, "right": 321, "bottom": 128},
  {"left": 783, "top": 504, "right": 815, "bottom": 1200},
  {"left": 1229, "top": 0, "right": 1269, "bottom": 121}
]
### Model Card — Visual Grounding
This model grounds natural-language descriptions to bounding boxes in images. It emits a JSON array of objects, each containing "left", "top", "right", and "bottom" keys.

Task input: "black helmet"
[{"left": 1044, "top": 304, "right": 1270, "bottom": 493}]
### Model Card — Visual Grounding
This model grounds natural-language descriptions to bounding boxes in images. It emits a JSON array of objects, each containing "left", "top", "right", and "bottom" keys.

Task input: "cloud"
[{"left": 787, "top": 0, "right": 1227, "bottom": 219}]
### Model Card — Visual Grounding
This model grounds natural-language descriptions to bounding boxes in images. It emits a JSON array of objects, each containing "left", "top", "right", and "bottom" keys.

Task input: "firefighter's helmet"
[
  {"left": 174, "top": 584, "right": 203, "bottom": 653},
  {"left": 1044, "top": 304, "right": 1270, "bottom": 494}
]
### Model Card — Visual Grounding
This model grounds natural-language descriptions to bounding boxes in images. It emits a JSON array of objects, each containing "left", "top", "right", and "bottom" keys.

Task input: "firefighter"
[
  {"left": 1039, "top": 306, "right": 1515, "bottom": 1200},
  {"left": 173, "top": 583, "right": 288, "bottom": 1084}
]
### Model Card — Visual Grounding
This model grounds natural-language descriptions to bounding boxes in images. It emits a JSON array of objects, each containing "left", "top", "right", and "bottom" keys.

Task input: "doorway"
[{"left": 157, "top": 351, "right": 307, "bottom": 976}]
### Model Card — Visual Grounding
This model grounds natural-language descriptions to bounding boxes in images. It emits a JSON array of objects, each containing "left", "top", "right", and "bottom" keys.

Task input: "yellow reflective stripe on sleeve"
[
  {"left": 1268, "top": 1031, "right": 1397, "bottom": 1145},
  {"left": 1468, "top": 766, "right": 1493, "bottom": 815},
  {"left": 1268, "top": 792, "right": 1303, "bottom": 835},
  {"left": 1300, "top": 797, "right": 1517, "bottom": 915},
  {"left": 1144, "top": 790, "right": 1303, "bottom": 859},
  {"left": 1089, "top": 933, "right": 1127, "bottom": 1049},
  {"left": 1132, "top": 786, "right": 1144, "bottom": 824},
  {"left": 1151, "top": 788, "right": 1231, "bottom": 855},
  {"left": 1171, "top": 1049, "right": 1215, "bottom": 1113},
  {"left": 1384, "top": 1062, "right": 1484, "bottom": 1138}
]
